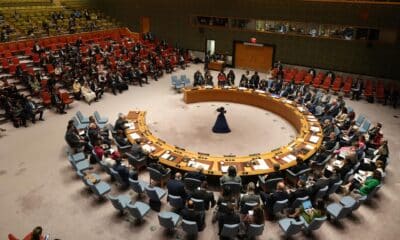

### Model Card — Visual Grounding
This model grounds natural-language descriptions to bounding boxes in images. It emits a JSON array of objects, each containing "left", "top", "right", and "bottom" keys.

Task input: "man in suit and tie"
[
  {"left": 167, "top": 172, "right": 187, "bottom": 201},
  {"left": 181, "top": 200, "right": 205, "bottom": 231}
]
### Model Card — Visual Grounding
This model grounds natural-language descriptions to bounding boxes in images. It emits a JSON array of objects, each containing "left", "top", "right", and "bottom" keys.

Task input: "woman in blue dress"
[{"left": 212, "top": 107, "right": 231, "bottom": 133}]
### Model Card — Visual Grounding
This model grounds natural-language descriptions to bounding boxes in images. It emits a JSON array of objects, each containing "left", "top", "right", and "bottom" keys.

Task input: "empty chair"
[
  {"left": 99, "top": 160, "right": 112, "bottom": 175},
  {"left": 168, "top": 194, "right": 184, "bottom": 210},
  {"left": 77, "top": 170, "right": 100, "bottom": 187},
  {"left": 181, "top": 219, "right": 198, "bottom": 237},
  {"left": 273, "top": 199, "right": 289, "bottom": 216},
  {"left": 355, "top": 115, "right": 365, "bottom": 127},
  {"left": 327, "top": 180, "right": 343, "bottom": 196},
  {"left": 191, "top": 198, "right": 205, "bottom": 212},
  {"left": 365, "top": 184, "right": 382, "bottom": 201},
  {"left": 69, "top": 159, "right": 91, "bottom": 172},
  {"left": 326, "top": 202, "right": 352, "bottom": 221},
  {"left": 68, "top": 152, "right": 86, "bottom": 164},
  {"left": 72, "top": 116, "right": 87, "bottom": 130},
  {"left": 158, "top": 211, "right": 181, "bottom": 232},
  {"left": 90, "top": 181, "right": 111, "bottom": 199},
  {"left": 315, "top": 185, "right": 329, "bottom": 200},
  {"left": 340, "top": 195, "right": 366, "bottom": 211},
  {"left": 94, "top": 111, "right": 108, "bottom": 124},
  {"left": 127, "top": 201, "right": 151, "bottom": 222},
  {"left": 359, "top": 119, "right": 371, "bottom": 134},
  {"left": 220, "top": 223, "right": 240, "bottom": 239},
  {"left": 129, "top": 178, "right": 148, "bottom": 196},
  {"left": 278, "top": 218, "right": 304, "bottom": 237},
  {"left": 184, "top": 177, "right": 202, "bottom": 192},
  {"left": 76, "top": 111, "right": 90, "bottom": 124},
  {"left": 108, "top": 194, "right": 132, "bottom": 214},
  {"left": 147, "top": 166, "right": 171, "bottom": 187},
  {"left": 246, "top": 224, "right": 265, "bottom": 238},
  {"left": 301, "top": 216, "right": 327, "bottom": 234}
]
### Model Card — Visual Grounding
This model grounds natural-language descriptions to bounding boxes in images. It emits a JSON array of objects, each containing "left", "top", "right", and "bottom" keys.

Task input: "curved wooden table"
[{"left": 125, "top": 87, "right": 323, "bottom": 176}]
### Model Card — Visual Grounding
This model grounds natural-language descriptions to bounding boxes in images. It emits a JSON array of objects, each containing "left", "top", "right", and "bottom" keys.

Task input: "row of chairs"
[{"left": 171, "top": 75, "right": 190, "bottom": 91}]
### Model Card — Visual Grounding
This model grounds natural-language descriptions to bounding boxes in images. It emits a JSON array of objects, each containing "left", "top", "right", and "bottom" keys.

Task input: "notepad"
[
  {"left": 284, "top": 100, "right": 293, "bottom": 104},
  {"left": 309, "top": 135, "right": 320, "bottom": 143},
  {"left": 223, "top": 85, "right": 232, "bottom": 89},
  {"left": 255, "top": 89, "right": 265, "bottom": 94},
  {"left": 129, "top": 132, "right": 141, "bottom": 140},
  {"left": 333, "top": 160, "right": 344, "bottom": 168},
  {"left": 238, "top": 87, "right": 247, "bottom": 90},
  {"left": 282, "top": 154, "right": 296, "bottom": 163},
  {"left": 253, "top": 159, "right": 269, "bottom": 170},
  {"left": 310, "top": 126, "right": 320, "bottom": 132},
  {"left": 205, "top": 85, "right": 213, "bottom": 89},
  {"left": 297, "top": 107, "right": 305, "bottom": 112}
]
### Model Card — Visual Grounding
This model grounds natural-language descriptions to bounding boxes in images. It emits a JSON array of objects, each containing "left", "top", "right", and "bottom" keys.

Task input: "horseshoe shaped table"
[{"left": 125, "top": 87, "right": 323, "bottom": 176}]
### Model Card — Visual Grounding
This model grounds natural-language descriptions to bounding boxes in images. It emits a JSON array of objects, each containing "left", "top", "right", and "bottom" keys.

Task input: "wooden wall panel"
[{"left": 234, "top": 43, "right": 274, "bottom": 73}]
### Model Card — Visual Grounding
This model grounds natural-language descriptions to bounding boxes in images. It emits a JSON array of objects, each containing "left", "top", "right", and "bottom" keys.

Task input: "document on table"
[
  {"left": 305, "top": 144, "right": 315, "bottom": 150},
  {"left": 188, "top": 160, "right": 210, "bottom": 170},
  {"left": 297, "top": 106, "right": 305, "bottom": 112},
  {"left": 142, "top": 144, "right": 156, "bottom": 153},
  {"left": 309, "top": 135, "right": 320, "bottom": 143},
  {"left": 255, "top": 89, "right": 265, "bottom": 94},
  {"left": 129, "top": 132, "right": 141, "bottom": 140},
  {"left": 238, "top": 87, "right": 247, "bottom": 90},
  {"left": 160, "top": 152, "right": 171, "bottom": 159},
  {"left": 310, "top": 126, "right": 320, "bottom": 132},
  {"left": 253, "top": 159, "right": 269, "bottom": 170},
  {"left": 205, "top": 85, "right": 213, "bottom": 89},
  {"left": 125, "top": 122, "right": 135, "bottom": 130},
  {"left": 221, "top": 165, "right": 229, "bottom": 173},
  {"left": 282, "top": 154, "right": 296, "bottom": 163}
]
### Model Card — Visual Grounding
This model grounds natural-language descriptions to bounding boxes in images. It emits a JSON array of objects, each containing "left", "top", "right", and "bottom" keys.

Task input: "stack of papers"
[
  {"left": 297, "top": 107, "right": 305, "bottom": 112},
  {"left": 129, "top": 133, "right": 141, "bottom": 140},
  {"left": 309, "top": 135, "right": 320, "bottom": 143},
  {"left": 161, "top": 152, "right": 171, "bottom": 159},
  {"left": 223, "top": 85, "right": 232, "bottom": 89},
  {"left": 205, "top": 85, "right": 213, "bottom": 89},
  {"left": 284, "top": 100, "right": 293, "bottom": 104},
  {"left": 238, "top": 87, "right": 247, "bottom": 90},
  {"left": 282, "top": 154, "right": 296, "bottom": 163},
  {"left": 253, "top": 159, "right": 269, "bottom": 170},
  {"left": 310, "top": 126, "right": 320, "bottom": 132},
  {"left": 142, "top": 144, "right": 156, "bottom": 153},
  {"left": 187, "top": 160, "right": 210, "bottom": 170},
  {"left": 255, "top": 89, "right": 265, "bottom": 94}
]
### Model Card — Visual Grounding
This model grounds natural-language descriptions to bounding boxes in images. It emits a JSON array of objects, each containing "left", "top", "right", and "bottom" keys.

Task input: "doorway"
[
  {"left": 140, "top": 17, "right": 150, "bottom": 33},
  {"left": 206, "top": 39, "right": 216, "bottom": 55}
]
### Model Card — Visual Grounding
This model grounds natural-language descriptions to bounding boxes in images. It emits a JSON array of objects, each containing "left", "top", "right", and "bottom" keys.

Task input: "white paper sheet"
[
  {"left": 188, "top": 160, "right": 210, "bottom": 170},
  {"left": 309, "top": 135, "right": 320, "bottom": 143},
  {"left": 129, "top": 132, "right": 141, "bottom": 140},
  {"left": 253, "top": 159, "right": 269, "bottom": 170}
]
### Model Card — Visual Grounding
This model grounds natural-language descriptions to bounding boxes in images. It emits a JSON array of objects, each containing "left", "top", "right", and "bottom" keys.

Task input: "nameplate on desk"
[
  {"left": 281, "top": 154, "right": 296, "bottom": 163},
  {"left": 249, "top": 153, "right": 261, "bottom": 157},
  {"left": 129, "top": 132, "right": 141, "bottom": 140},
  {"left": 204, "top": 85, "right": 213, "bottom": 89},
  {"left": 198, "top": 152, "right": 210, "bottom": 156},
  {"left": 238, "top": 87, "right": 247, "bottom": 91},
  {"left": 175, "top": 146, "right": 186, "bottom": 151},
  {"left": 157, "top": 139, "right": 166, "bottom": 144},
  {"left": 223, "top": 154, "right": 236, "bottom": 158}
]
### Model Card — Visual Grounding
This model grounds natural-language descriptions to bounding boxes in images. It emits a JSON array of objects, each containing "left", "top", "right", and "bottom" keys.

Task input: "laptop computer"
[{"left": 302, "top": 200, "right": 312, "bottom": 210}]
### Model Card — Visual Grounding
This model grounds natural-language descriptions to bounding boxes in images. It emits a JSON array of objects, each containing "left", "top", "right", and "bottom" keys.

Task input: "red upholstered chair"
[
  {"left": 321, "top": 77, "right": 332, "bottom": 90},
  {"left": 40, "top": 91, "right": 52, "bottom": 107},
  {"left": 2, "top": 58, "right": 9, "bottom": 70},
  {"left": 9, "top": 64, "right": 16, "bottom": 75},
  {"left": 8, "top": 233, "right": 19, "bottom": 240},
  {"left": 363, "top": 80, "right": 374, "bottom": 98},
  {"left": 312, "top": 76, "right": 322, "bottom": 88},
  {"left": 61, "top": 92, "right": 73, "bottom": 108},
  {"left": 331, "top": 77, "right": 342, "bottom": 92},
  {"left": 303, "top": 74, "right": 313, "bottom": 85},
  {"left": 46, "top": 64, "right": 55, "bottom": 74},
  {"left": 375, "top": 81, "right": 385, "bottom": 101}
]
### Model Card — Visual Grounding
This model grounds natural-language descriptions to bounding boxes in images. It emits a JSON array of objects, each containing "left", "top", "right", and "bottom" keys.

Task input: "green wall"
[{"left": 91, "top": 0, "right": 400, "bottom": 79}]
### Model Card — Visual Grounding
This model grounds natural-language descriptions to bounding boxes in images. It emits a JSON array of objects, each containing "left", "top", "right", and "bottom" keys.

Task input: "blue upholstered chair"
[
  {"left": 76, "top": 110, "right": 90, "bottom": 124},
  {"left": 183, "top": 177, "right": 201, "bottom": 192},
  {"left": 145, "top": 185, "right": 167, "bottom": 202},
  {"left": 246, "top": 224, "right": 265, "bottom": 238},
  {"left": 129, "top": 178, "right": 148, "bottom": 196},
  {"left": 68, "top": 152, "right": 86, "bottom": 163},
  {"left": 110, "top": 168, "right": 127, "bottom": 187},
  {"left": 168, "top": 194, "right": 184, "bottom": 210},
  {"left": 315, "top": 185, "right": 329, "bottom": 200},
  {"left": 158, "top": 211, "right": 181, "bottom": 232},
  {"left": 147, "top": 167, "right": 171, "bottom": 187},
  {"left": 108, "top": 194, "right": 131, "bottom": 214},
  {"left": 191, "top": 198, "right": 205, "bottom": 212},
  {"left": 181, "top": 219, "right": 198, "bottom": 236},
  {"left": 278, "top": 218, "right": 304, "bottom": 237},
  {"left": 93, "top": 111, "right": 108, "bottom": 124},
  {"left": 220, "top": 223, "right": 240, "bottom": 239},
  {"left": 291, "top": 196, "right": 309, "bottom": 209},
  {"left": 355, "top": 115, "right": 365, "bottom": 127},
  {"left": 72, "top": 116, "right": 87, "bottom": 129},
  {"left": 127, "top": 201, "right": 150, "bottom": 222},
  {"left": 69, "top": 158, "right": 91, "bottom": 172},
  {"left": 258, "top": 176, "right": 283, "bottom": 193},
  {"left": 327, "top": 180, "right": 343, "bottom": 196},
  {"left": 301, "top": 216, "right": 327, "bottom": 235},
  {"left": 326, "top": 202, "right": 352, "bottom": 222},
  {"left": 125, "top": 152, "right": 147, "bottom": 170},
  {"left": 273, "top": 199, "right": 289, "bottom": 216}
]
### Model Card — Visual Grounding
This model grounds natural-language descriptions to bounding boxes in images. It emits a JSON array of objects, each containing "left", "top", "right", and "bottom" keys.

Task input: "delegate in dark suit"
[{"left": 167, "top": 178, "right": 187, "bottom": 200}]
